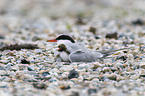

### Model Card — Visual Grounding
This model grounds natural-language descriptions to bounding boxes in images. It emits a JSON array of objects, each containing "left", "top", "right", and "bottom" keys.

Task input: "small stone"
[
  {"left": 60, "top": 66, "right": 72, "bottom": 72},
  {"left": 33, "top": 82, "right": 47, "bottom": 89},
  {"left": 0, "top": 35, "right": 5, "bottom": 39},
  {"left": 108, "top": 74, "right": 117, "bottom": 81},
  {"left": 134, "top": 56, "right": 140, "bottom": 60},
  {"left": 94, "top": 35, "right": 100, "bottom": 39},
  {"left": 20, "top": 74, "right": 33, "bottom": 80},
  {"left": 7, "top": 52, "right": 14, "bottom": 56},
  {"left": 0, "top": 82, "right": 8, "bottom": 88},
  {"left": 102, "top": 67, "right": 111, "bottom": 73},
  {"left": 118, "top": 33, "right": 124, "bottom": 38},
  {"left": 123, "top": 50, "right": 128, "bottom": 53},
  {"left": 0, "top": 67, "right": 4, "bottom": 70},
  {"left": 0, "top": 70, "right": 7, "bottom": 76},
  {"left": 75, "top": 16, "right": 86, "bottom": 25},
  {"left": 139, "top": 74, "right": 145, "bottom": 77},
  {"left": 131, "top": 19, "right": 144, "bottom": 25},
  {"left": 115, "top": 55, "right": 127, "bottom": 61},
  {"left": 114, "top": 61, "right": 124, "bottom": 68},
  {"left": 88, "top": 89, "right": 97, "bottom": 95},
  {"left": 5, "top": 63, "right": 13, "bottom": 70},
  {"left": 92, "top": 64, "right": 101, "bottom": 71},
  {"left": 59, "top": 85, "right": 70, "bottom": 90},
  {"left": 91, "top": 78, "right": 99, "bottom": 82},
  {"left": 110, "top": 67, "right": 116, "bottom": 72},
  {"left": 11, "top": 66, "right": 18, "bottom": 71},
  {"left": 27, "top": 67, "right": 34, "bottom": 71},
  {"left": 42, "top": 71, "right": 50, "bottom": 77},
  {"left": 48, "top": 77, "right": 57, "bottom": 83},
  {"left": 39, "top": 70, "right": 46, "bottom": 74},
  {"left": 0, "top": 60, "right": 9, "bottom": 64},
  {"left": 32, "top": 36, "right": 41, "bottom": 41},
  {"left": 68, "top": 70, "right": 79, "bottom": 79},
  {"left": 98, "top": 75, "right": 108, "bottom": 81},
  {"left": 22, "top": 79, "right": 37, "bottom": 82},
  {"left": 88, "top": 27, "right": 96, "bottom": 35},
  {"left": 70, "top": 91, "right": 79, "bottom": 96},
  {"left": 106, "top": 32, "right": 118, "bottom": 39},
  {"left": 140, "top": 64, "right": 145, "bottom": 69},
  {"left": 21, "top": 59, "right": 30, "bottom": 64},
  {"left": 123, "top": 40, "right": 130, "bottom": 46}
]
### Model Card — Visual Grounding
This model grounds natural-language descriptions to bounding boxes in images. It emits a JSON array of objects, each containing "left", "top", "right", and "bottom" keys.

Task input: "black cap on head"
[{"left": 55, "top": 35, "right": 75, "bottom": 43}]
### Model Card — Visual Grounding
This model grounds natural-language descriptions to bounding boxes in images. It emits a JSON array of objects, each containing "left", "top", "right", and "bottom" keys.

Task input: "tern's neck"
[{"left": 57, "top": 40, "right": 73, "bottom": 45}]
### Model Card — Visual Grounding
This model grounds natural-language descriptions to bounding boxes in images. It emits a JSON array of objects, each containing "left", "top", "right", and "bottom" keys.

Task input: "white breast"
[
  {"left": 59, "top": 51, "right": 70, "bottom": 62},
  {"left": 53, "top": 49, "right": 70, "bottom": 62}
]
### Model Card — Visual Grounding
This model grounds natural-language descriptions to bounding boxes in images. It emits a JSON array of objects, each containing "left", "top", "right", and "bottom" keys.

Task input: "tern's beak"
[
  {"left": 57, "top": 48, "right": 61, "bottom": 51},
  {"left": 47, "top": 39, "right": 57, "bottom": 42}
]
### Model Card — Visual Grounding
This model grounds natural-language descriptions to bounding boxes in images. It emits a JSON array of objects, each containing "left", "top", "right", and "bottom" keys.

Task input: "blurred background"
[
  {"left": 0, "top": 0, "right": 145, "bottom": 19},
  {"left": 0, "top": 0, "right": 145, "bottom": 44}
]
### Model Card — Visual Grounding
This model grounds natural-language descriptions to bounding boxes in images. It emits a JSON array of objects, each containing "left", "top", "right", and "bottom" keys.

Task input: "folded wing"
[{"left": 69, "top": 50, "right": 97, "bottom": 62}]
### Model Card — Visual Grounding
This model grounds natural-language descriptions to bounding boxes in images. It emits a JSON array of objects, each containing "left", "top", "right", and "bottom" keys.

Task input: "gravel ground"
[{"left": 0, "top": 0, "right": 145, "bottom": 96}]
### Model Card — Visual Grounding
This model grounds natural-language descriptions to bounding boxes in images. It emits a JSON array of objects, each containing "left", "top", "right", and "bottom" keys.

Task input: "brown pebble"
[
  {"left": 59, "top": 85, "right": 70, "bottom": 90},
  {"left": 92, "top": 64, "right": 101, "bottom": 70},
  {"left": 75, "top": 16, "right": 86, "bottom": 25},
  {"left": 106, "top": 32, "right": 118, "bottom": 39},
  {"left": 88, "top": 27, "right": 96, "bottom": 35}
]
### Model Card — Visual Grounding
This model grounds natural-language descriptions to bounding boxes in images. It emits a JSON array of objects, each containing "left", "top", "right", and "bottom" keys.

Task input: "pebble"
[
  {"left": 32, "top": 36, "right": 41, "bottom": 41},
  {"left": 140, "top": 64, "right": 145, "bottom": 69},
  {"left": 88, "top": 89, "right": 97, "bottom": 95},
  {"left": 59, "top": 85, "right": 71, "bottom": 90},
  {"left": 131, "top": 19, "right": 144, "bottom": 26},
  {"left": 0, "top": 35, "right": 5, "bottom": 39},
  {"left": 0, "top": 82, "right": 8, "bottom": 88},
  {"left": 0, "top": 70, "right": 7, "bottom": 76},
  {"left": 88, "top": 26, "right": 97, "bottom": 35},
  {"left": 105, "top": 32, "right": 118, "bottom": 39},
  {"left": 68, "top": 70, "right": 79, "bottom": 79},
  {"left": 27, "top": 66, "right": 35, "bottom": 71},
  {"left": 33, "top": 82, "right": 47, "bottom": 89},
  {"left": 21, "top": 59, "right": 30, "bottom": 64}
]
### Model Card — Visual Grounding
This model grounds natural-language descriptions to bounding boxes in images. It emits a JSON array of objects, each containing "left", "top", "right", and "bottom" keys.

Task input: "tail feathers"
[{"left": 97, "top": 47, "right": 132, "bottom": 58}]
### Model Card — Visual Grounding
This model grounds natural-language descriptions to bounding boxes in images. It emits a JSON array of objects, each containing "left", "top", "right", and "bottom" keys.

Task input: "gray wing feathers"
[
  {"left": 95, "top": 47, "right": 130, "bottom": 58},
  {"left": 67, "top": 43, "right": 88, "bottom": 53},
  {"left": 91, "top": 51, "right": 103, "bottom": 59},
  {"left": 69, "top": 50, "right": 96, "bottom": 62}
]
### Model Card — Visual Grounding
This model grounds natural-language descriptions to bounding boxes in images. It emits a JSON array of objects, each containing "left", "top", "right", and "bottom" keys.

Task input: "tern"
[{"left": 47, "top": 35, "right": 128, "bottom": 62}]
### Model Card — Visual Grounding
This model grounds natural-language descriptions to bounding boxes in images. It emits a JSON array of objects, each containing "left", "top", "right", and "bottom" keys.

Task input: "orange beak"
[{"left": 47, "top": 39, "right": 57, "bottom": 42}]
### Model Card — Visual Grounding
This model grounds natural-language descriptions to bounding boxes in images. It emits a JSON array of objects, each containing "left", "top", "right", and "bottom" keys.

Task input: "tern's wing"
[
  {"left": 69, "top": 50, "right": 96, "bottom": 62},
  {"left": 91, "top": 51, "right": 103, "bottom": 59},
  {"left": 67, "top": 42, "right": 88, "bottom": 53}
]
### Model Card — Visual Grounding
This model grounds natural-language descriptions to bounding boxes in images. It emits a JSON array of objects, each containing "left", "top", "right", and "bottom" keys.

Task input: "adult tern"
[{"left": 47, "top": 35, "right": 127, "bottom": 62}]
